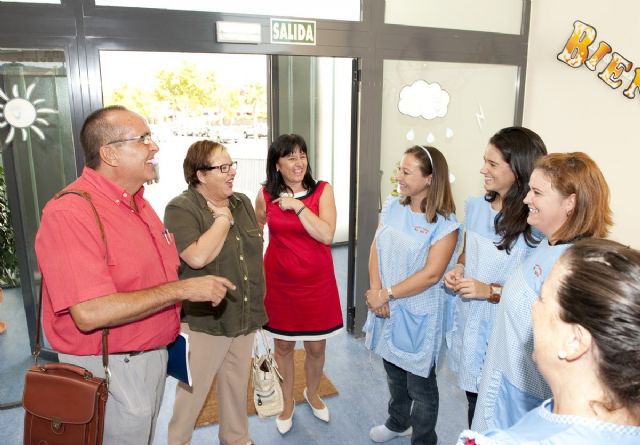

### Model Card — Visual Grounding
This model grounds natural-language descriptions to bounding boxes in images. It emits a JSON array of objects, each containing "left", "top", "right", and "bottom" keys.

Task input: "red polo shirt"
[{"left": 35, "top": 167, "right": 181, "bottom": 355}]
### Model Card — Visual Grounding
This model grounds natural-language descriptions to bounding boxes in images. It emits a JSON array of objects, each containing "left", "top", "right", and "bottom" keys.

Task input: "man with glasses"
[{"left": 35, "top": 105, "right": 235, "bottom": 445}]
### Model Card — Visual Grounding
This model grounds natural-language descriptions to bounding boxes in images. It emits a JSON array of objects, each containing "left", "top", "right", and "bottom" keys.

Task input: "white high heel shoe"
[
  {"left": 303, "top": 387, "right": 329, "bottom": 422},
  {"left": 275, "top": 404, "right": 295, "bottom": 434}
]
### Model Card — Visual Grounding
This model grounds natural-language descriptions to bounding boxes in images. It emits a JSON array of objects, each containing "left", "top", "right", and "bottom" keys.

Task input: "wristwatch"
[
  {"left": 488, "top": 283, "right": 502, "bottom": 304},
  {"left": 386, "top": 287, "right": 396, "bottom": 302}
]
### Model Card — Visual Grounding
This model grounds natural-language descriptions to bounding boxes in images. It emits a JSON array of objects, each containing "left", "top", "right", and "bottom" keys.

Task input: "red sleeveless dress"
[{"left": 262, "top": 181, "right": 343, "bottom": 340}]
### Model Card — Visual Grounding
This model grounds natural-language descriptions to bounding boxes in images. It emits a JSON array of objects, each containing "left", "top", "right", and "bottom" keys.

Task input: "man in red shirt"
[{"left": 35, "top": 105, "right": 235, "bottom": 444}]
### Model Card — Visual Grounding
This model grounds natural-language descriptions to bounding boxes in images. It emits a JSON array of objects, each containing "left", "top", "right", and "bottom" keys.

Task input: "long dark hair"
[
  {"left": 557, "top": 239, "right": 640, "bottom": 420},
  {"left": 264, "top": 134, "right": 317, "bottom": 200},
  {"left": 486, "top": 126, "right": 547, "bottom": 253}
]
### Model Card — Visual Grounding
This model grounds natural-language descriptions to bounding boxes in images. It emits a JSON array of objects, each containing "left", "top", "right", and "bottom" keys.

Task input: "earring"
[
  {"left": 558, "top": 350, "right": 568, "bottom": 360},
  {"left": 568, "top": 338, "right": 579, "bottom": 352}
]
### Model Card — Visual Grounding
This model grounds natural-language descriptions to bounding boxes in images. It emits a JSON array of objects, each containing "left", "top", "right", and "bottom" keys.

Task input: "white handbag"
[{"left": 252, "top": 330, "right": 284, "bottom": 418}]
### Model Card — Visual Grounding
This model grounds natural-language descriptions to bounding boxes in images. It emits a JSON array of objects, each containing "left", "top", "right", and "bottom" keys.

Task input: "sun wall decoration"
[{"left": 0, "top": 82, "right": 57, "bottom": 145}]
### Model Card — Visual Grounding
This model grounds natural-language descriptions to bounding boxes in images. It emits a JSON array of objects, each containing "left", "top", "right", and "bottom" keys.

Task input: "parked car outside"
[
  {"left": 243, "top": 122, "right": 268, "bottom": 139},
  {"left": 211, "top": 126, "right": 243, "bottom": 144}
]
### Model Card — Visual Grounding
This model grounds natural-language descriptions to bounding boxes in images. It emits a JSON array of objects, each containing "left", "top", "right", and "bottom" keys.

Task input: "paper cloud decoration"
[{"left": 398, "top": 80, "right": 450, "bottom": 120}]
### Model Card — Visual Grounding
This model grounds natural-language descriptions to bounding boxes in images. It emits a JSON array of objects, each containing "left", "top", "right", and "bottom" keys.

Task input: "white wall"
[
  {"left": 524, "top": 0, "right": 640, "bottom": 247},
  {"left": 380, "top": 60, "right": 518, "bottom": 222}
]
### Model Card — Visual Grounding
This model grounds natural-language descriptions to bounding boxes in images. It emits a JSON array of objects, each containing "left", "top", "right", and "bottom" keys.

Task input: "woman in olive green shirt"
[{"left": 165, "top": 140, "right": 266, "bottom": 445}]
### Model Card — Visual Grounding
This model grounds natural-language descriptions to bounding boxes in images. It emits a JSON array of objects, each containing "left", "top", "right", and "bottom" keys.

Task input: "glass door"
[
  {"left": 0, "top": 48, "right": 78, "bottom": 407},
  {"left": 271, "top": 55, "right": 357, "bottom": 329},
  {"left": 100, "top": 51, "right": 269, "bottom": 219},
  {"left": 99, "top": 51, "right": 357, "bottom": 330},
  {"left": 271, "top": 55, "right": 354, "bottom": 244}
]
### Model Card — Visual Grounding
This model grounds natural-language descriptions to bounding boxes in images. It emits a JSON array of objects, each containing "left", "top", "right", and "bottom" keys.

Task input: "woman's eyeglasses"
[{"left": 200, "top": 161, "right": 238, "bottom": 173}]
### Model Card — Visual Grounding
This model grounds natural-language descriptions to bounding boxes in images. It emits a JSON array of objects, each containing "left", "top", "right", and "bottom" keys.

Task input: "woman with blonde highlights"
[{"left": 471, "top": 152, "right": 612, "bottom": 433}]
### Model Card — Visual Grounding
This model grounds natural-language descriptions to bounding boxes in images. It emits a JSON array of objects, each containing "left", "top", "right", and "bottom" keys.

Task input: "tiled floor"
[{"left": 0, "top": 247, "right": 467, "bottom": 444}]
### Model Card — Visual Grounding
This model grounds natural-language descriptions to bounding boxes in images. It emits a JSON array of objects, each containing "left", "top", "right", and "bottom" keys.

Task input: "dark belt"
[{"left": 113, "top": 348, "right": 158, "bottom": 356}]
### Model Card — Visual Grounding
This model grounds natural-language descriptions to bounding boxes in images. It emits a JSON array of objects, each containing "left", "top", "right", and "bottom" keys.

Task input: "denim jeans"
[
  {"left": 383, "top": 359, "right": 438, "bottom": 445},
  {"left": 465, "top": 391, "right": 478, "bottom": 427}
]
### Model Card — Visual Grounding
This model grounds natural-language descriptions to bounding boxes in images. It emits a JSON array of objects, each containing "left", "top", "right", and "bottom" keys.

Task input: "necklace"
[{"left": 280, "top": 190, "right": 308, "bottom": 199}]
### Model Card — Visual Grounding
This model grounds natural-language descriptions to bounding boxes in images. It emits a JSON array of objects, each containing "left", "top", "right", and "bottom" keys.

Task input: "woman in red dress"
[{"left": 255, "top": 133, "right": 343, "bottom": 435}]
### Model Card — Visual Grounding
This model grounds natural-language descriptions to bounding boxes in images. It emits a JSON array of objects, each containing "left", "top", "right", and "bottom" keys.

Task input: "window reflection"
[{"left": 385, "top": 0, "right": 523, "bottom": 35}]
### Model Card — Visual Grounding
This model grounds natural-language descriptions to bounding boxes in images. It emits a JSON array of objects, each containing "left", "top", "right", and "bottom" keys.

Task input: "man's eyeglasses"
[
  {"left": 106, "top": 133, "right": 156, "bottom": 146},
  {"left": 200, "top": 161, "right": 238, "bottom": 173}
]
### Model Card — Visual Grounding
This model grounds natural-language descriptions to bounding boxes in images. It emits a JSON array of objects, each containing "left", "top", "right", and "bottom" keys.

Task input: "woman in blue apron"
[
  {"left": 471, "top": 152, "right": 612, "bottom": 433},
  {"left": 444, "top": 127, "right": 547, "bottom": 426},
  {"left": 364, "top": 145, "right": 459, "bottom": 445},
  {"left": 458, "top": 239, "right": 640, "bottom": 445}
]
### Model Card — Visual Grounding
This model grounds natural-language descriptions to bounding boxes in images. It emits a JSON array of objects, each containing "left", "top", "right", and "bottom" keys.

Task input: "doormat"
[{"left": 195, "top": 348, "right": 338, "bottom": 427}]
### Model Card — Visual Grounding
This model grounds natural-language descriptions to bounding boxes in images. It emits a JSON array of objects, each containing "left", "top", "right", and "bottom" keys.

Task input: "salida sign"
[
  {"left": 271, "top": 18, "right": 316, "bottom": 45},
  {"left": 557, "top": 20, "right": 639, "bottom": 100}
]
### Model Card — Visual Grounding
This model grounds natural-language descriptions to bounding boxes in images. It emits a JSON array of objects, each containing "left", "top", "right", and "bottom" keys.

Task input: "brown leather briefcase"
[{"left": 23, "top": 362, "right": 107, "bottom": 445}]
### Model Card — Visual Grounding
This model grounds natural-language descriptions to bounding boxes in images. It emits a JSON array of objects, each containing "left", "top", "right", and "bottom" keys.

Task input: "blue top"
[
  {"left": 472, "top": 240, "right": 571, "bottom": 432},
  {"left": 363, "top": 196, "right": 459, "bottom": 378},
  {"left": 447, "top": 197, "right": 536, "bottom": 393},
  {"left": 458, "top": 399, "right": 640, "bottom": 445}
]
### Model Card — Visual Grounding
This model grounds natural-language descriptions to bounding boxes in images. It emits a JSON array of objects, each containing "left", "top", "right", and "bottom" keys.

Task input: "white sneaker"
[{"left": 369, "top": 424, "right": 413, "bottom": 442}]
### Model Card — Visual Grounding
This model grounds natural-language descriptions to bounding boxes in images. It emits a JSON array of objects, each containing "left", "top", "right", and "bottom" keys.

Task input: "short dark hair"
[
  {"left": 557, "top": 238, "right": 640, "bottom": 419},
  {"left": 534, "top": 152, "right": 612, "bottom": 242},
  {"left": 400, "top": 145, "right": 456, "bottom": 223},
  {"left": 486, "top": 126, "right": 547, "bottom": 253},
  {"left": 264, "top": 134, "right": 317, "bottom": 199},
  {"left": 80, "top": 105, "right": 128, "bottom": 169},
  {"left": 183, "top": 139, "right": 227, "bottom": 186}
]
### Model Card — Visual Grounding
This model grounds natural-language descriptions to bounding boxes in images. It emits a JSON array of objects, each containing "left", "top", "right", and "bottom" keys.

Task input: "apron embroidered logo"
[{"left": 533, "top": 264, "right": 543, "bottom": 277}]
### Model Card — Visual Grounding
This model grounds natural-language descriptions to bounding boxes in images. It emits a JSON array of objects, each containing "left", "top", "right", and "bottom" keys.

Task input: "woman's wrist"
[
  {"left": 296, "top": 205, "right": 307, "bottom": 216},
  {"left": 487, "top": 283, "right": 502, "bottom": 303},
  {"left": 215, "top": 213, "right": 234, "bottom": 226}
]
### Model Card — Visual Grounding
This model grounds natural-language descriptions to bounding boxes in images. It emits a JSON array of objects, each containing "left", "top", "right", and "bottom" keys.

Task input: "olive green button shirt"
[{"left": 164, "top": 187, "right": 267, "bottom": 337}]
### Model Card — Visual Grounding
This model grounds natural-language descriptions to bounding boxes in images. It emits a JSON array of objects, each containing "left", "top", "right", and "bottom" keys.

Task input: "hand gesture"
[
  {"left": 454, "top": 277, "right": 490, "bottom": 300},
  {"left": 273, "top": 196, "right": 304, "bottom": 213},
  {"left": 444, "top": 264, "right": 464, "bottom": 290},
  {"left": 207, "top": 201, "right": 233, "bottom": 221},
  {"left": 365, "top": 288, "right": 388, "bottom": 311},
  {"left": 182, "top": 275, "right": 236, "bottom": 306},
  {"left": 374, "top": 302, "right": 390, "bottom": 318}
]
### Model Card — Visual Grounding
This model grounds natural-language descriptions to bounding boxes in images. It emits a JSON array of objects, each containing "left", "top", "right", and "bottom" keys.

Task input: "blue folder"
[{"left": 167, "top": 332, "right": 192, "bottom": 386}]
